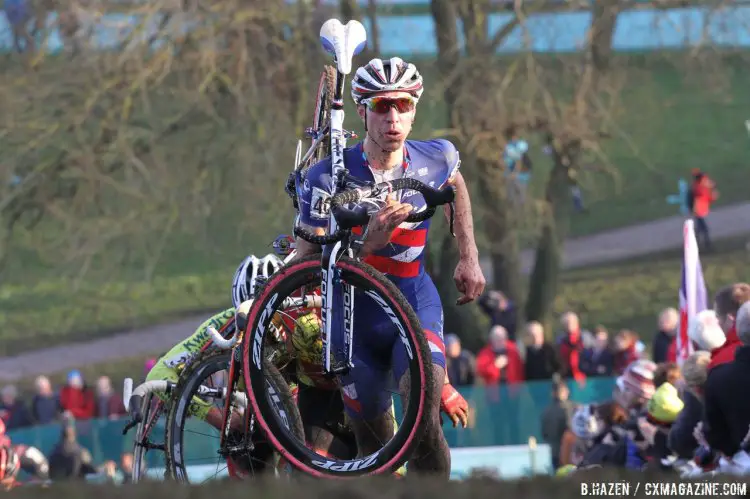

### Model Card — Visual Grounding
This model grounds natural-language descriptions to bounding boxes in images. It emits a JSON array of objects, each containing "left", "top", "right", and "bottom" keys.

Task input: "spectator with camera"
[{"left": 478, "top": 290, "right": 518, "bottom": 341}]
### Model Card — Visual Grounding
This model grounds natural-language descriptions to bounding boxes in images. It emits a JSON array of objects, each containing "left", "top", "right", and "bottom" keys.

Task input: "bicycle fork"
[
  {"left": 219, "top": 346, "right": 255, "bottom": 457},
  {"left": 321, "top": 240, "right": 355, "bottom": 377}
]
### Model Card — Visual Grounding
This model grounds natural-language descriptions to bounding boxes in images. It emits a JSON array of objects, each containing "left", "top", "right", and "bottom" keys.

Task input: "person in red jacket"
[
  {"left": 613, "top": 329, "right": 641, "bottom": 375},
  {"left": 689, "top": 170, "right": 718, "bottom": 251},
  {"left": 476, "top": 325, "right": 524, "bottom": 385},
  {"left": 557, "top": 312, "right": 586, "bottom": 385},
  {"left": 59, "top": 370, "right": 95, "bottom": 420},
  {"left": 709, "top": 283, "right": 750, "bottom": 370}
]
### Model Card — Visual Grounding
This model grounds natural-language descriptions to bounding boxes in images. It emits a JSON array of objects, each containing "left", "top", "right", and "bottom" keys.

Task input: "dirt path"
[{"left": 2, "top": 203, "right": 749, "bottom": 382}]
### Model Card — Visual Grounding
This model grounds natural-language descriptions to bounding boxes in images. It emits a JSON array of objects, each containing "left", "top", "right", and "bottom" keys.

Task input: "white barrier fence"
[{"left": 141, "top": 443, "right": 553, "bottom": 481}]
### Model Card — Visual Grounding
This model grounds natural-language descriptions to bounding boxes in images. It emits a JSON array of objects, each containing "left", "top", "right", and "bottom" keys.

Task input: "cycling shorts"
[{"left": 337, "top": 273, "right": 445, "bottom": 421}]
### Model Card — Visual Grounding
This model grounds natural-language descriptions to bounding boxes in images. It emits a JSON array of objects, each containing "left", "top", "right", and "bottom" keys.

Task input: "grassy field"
[
  {"left": 2, "top": 50, "right": 750, "bottom": 354},
  {"left": 9, "top": 236, "right": 748, "bottom": 381},
  {"left": 555, "top": 236, "right": 750, "bottom": 341},
  {"left": 406, "top": 55, "right": 750, "bottom": 238}
]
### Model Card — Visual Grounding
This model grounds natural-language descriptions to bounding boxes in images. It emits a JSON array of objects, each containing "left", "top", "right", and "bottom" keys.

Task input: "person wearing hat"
[
  {"left": 613, "top": 359, "right": 656, "bottom": 416},
  {"left": 59, "top": 370, "right": 94, "bottom": 420},
  {"left": 668, "top": 351, "right": 710, "bottom": 459},
  {"left": 640, "top": 382, "right": 684, "bottom": 470},
  {"left": 444, "top": 334, "right": 475, "bottom": 387}
]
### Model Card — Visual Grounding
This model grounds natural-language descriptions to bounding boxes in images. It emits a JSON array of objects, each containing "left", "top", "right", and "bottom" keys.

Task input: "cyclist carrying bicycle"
[{"left": 293, "top": 56, "right": 485, "bottom": 477}]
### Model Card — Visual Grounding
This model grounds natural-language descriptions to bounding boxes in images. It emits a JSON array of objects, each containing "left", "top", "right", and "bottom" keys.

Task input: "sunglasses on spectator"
[{"left": 361, "top": 96, "right": 416, "bottom": 114}]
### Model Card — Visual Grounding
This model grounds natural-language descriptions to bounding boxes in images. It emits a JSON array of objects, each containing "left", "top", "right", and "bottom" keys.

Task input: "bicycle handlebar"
[
  {"left": 122, "top": 380, "right": 171, "bottom": 435},
  {"left": 295, "top": 178, "right": 455, "bottom": 245}
]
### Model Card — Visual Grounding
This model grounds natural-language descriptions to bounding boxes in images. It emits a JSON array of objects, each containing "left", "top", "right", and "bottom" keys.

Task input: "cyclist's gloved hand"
[{"left": 440, "top": 383, "right": 469, "bottom": 428}]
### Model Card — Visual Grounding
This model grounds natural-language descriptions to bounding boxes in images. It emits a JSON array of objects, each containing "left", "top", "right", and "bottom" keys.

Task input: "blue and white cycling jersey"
[{"left": 298, "top": 139, "right": 459, "bottom": 418}]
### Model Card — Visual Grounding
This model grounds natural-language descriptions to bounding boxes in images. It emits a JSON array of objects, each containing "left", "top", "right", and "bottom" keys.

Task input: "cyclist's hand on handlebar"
[
  {"left": 454, "top": 256, "right": 486, "bottom": 305},
  {"left": 362, "top": 195, "right": 413, "bottom": 254}
]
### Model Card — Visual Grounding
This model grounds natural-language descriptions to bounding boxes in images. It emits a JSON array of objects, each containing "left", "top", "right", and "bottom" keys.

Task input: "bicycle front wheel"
[
  {"left": 242, "top": 255, "right": 435, "bottom": 478},
  {"left": 131, "top": 393, "right": 167, "bottom": 483},
  {"left": 165, "top": 349, "right": 303, "bottom": 483}
]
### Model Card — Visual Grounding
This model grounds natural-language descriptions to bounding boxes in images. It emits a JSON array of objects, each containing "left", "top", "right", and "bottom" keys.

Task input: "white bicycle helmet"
[
  {"left": 571, "top": 404, "right": 603, "bottom": 440},
  {"left": 231, "top": 254, "right": 283, "bottom": 309},
  {"left": 351, "top": 57, "right": 425, "bottom": 105}
]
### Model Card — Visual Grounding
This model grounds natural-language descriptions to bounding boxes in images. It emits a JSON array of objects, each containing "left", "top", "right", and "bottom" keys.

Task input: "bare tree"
[
  {"left": 428, "top": 0, "right": 630, "bottom": 339},
  {"left": 429, "top": 0, "right": 574, "bottom": 345},
  {"left": 0, "top": 0, "right": 313, "bottom": 284},
  {"left": 366, "top": 0, "right": 381, "bottom": 54}
]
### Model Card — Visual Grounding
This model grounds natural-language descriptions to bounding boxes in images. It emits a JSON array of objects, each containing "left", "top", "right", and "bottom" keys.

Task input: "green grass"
[
  {"left": 0, "top": 263, "right": 232, "bottom": 356},
  {"left": 3, "top": 52, "right": 750, "bottom": 355},
  {"left": 7, "top": 233, "right": 747, "bottom": 366},
  {"left": 555, "top": 236, "right": 750, "bottom": 344},
  {"left": 404, "top": 55, "right": 750, "bottom": 238}
]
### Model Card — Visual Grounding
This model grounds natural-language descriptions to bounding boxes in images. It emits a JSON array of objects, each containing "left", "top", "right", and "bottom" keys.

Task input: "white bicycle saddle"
[{"left": 319, "top": 18, "right": 367, "bottom": 75}]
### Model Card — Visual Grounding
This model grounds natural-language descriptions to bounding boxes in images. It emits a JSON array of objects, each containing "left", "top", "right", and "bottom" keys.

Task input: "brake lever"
[{"left": 349, "top": 217, "right": 370, "bottom": 257}]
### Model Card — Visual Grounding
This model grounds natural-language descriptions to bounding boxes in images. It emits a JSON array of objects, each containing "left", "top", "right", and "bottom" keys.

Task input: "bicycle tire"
[
  {"left": 309, "top": 65, "right": 336, "bottom": 167},
  {"left": 242, "top": 254, "right": 434, "bottom": 478},
  {"left": 131, "top": 393, "right": 162, "bottom": 483},
  {"left": 165, "top": 349, "right": 304, "bottom": 482}
]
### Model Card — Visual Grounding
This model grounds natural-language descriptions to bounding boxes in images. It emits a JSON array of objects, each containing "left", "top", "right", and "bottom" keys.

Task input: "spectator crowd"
[
  {"left": 2, "top": 281, "right": 747, "bottom": 481},
  {"left": 0, "top": 371, "right": 137, "bottom": 488},
  {"left": 1, "top": 371, "right": 126, "bottom": 432},
  {"left": 441, "top": 289, "right": 682, "bottom": 390},
  {"left": 541, "top": 282, "right": 750, "bottom": 474}
]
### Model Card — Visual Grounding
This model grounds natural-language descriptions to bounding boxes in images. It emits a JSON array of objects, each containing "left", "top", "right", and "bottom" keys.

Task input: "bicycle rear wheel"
[
  {"left": 242, "top": 255, "right": 435, "bottom": 478},
  {"left": 307, "top": 65, "right": 336, "bottom": 168}
]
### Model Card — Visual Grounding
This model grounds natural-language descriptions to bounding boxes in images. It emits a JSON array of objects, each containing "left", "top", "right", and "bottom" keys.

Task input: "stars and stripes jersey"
[{"left": 298, "top": 139, "right": 460, "bottom": 284}]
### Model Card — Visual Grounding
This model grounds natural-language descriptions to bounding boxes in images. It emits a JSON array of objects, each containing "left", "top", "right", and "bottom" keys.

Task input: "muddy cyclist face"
[{"left": 358, "top": 91, "right": 415, "bottom": 152}]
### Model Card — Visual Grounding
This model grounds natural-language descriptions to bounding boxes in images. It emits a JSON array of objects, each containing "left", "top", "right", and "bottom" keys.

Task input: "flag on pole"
[{"left": 677, "top": 219, "right": 709, "bottom": 366}]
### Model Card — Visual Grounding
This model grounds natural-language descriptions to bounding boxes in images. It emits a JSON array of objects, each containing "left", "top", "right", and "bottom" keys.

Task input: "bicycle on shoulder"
[{"left": 242, "top": 18, "right": 481, "bottom": 479}]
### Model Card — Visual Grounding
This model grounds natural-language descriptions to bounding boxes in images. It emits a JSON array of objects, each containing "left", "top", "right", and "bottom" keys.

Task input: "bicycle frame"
[
  {"left": 312, "top": 19, "right": 367, "bottom": 377},
  {"left": 123, "top": 246, "right": 303, "bottom": 480}
]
